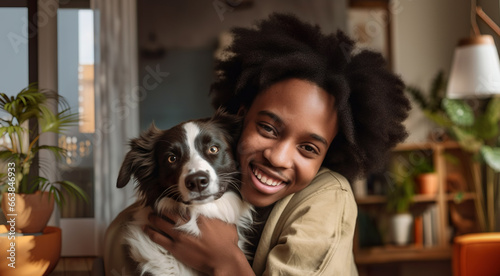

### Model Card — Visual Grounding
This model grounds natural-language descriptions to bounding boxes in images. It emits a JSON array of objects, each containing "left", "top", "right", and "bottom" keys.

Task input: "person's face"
[{"left": 237, "top": 78, "right": 338, "bottom": 207}]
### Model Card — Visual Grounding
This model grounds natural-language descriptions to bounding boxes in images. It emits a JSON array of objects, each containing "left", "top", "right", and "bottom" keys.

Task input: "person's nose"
[{"left": 263, "top": 140, "right": 294, "bottom": 169}]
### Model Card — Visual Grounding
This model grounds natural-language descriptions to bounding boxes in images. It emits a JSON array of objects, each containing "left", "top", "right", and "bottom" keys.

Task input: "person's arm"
[{"left": 145, "top": 213, "right": 256, "bottom": 276}]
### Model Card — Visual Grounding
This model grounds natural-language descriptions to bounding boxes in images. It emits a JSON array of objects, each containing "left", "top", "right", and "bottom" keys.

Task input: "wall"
[
  {"left": 136, "top": 0, "right": 346, "bottom": 130},
  {"left": 392, "top": 0, "right": 470, "bottom": 143}
]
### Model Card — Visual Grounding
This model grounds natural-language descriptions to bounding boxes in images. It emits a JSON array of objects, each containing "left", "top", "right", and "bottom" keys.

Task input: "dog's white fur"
[{"left": 122, "top": 122, "right": 253, "bottom": 276}]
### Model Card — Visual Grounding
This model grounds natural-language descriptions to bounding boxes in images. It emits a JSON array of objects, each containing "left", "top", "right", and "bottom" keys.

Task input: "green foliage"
[
  {"left": 0, "top": 83, "right": 88, "bottom": 209},
  {"left": 412, "top": 158, "right": 434, "bottom": 175},
  {"left": 405, "top": 70, "right": 447, "bottom": 113},
  {"left": 442, "top": 99, "right": 474, "bottom": 126},
  {"left": 439, "top": 97, "right": 500, "bottom": 172},
  {"left": 386, "top": 176, "right": 415, "bottom": 214},
  {"left": 407, "top": 70, "right": 500, "bottom": 173},
  {"left": 386, "top": 161, "right": 416, "bottom": 214},
  {"left": 480, "top": 146, "right": 500, "bottom": 172}
]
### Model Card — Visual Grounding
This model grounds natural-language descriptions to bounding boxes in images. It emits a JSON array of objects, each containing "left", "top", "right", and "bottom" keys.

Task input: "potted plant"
[
  {"left": 386, "top": 166, "right": 415, "bottom": 246},
  {"left": 412, "top": 158, "right": 438, "bottom": 195},
  {"left": 0, "top": 83, "right": 88, "bottom": 233}
]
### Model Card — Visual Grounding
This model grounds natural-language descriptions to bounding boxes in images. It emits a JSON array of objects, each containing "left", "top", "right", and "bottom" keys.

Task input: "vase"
[
  {"left": 0, "top": 225, "right": 61, "bottom": 276},
  {"left": 1, "top": 191, "right": 55, "bottom": 233},
  {"left": 390, "top": 213, "right": 413, "bottom": 246}
]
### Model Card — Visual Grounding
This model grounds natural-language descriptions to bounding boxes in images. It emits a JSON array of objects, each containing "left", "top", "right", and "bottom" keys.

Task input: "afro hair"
[{"left": 210, "top": 13, "right": 411, "bottom": 182}]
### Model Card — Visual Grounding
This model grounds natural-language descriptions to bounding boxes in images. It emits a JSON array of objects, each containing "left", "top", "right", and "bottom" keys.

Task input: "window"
[{"left": 57, "top": 9, "right": 95, "bottom": 218}]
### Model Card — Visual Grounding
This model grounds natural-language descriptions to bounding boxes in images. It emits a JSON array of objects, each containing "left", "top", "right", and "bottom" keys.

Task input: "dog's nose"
[{"left": 185, "top": 171, "right": 210, "bottom": 192}]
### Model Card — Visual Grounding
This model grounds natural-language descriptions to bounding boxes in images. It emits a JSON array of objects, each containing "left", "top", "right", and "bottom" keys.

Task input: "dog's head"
[{"left": 117, "top": 109, "right": 242, "bottom": 207}]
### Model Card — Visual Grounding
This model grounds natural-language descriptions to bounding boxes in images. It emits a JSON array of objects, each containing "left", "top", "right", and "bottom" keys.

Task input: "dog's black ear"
[
  {"left": 116, "top": 123, "right": 163, "bottom": 188},
  {"left": 211, "top": 107, "right": 242, "bottom": 143},
  {"left": 117, "top": 150, "right": 135, "bottom": 188}
]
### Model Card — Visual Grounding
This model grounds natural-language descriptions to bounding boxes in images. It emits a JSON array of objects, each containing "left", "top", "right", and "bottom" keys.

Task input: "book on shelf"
[
  {"left": 414, "top": 214, "right": 423, "bottom": 247},
  {"left": 423, "top": 204, "right": 439, "bottom": 247}
]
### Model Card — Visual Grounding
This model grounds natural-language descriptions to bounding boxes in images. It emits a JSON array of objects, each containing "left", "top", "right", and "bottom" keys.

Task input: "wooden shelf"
[
  {"left": 354, "top": 142, "right": 478, "bottom": 266},
  {"left": 446, "top": 192, "right": 476, "bottom": 202},
  {"left": 394, "top": 141, "right": 461, "bottom": 151},
  {"left": 355, "top": 245, "right": 452, "bottom": 264}
]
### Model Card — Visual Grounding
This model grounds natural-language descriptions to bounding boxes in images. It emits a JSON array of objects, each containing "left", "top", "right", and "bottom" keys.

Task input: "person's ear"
[{"left": 237, "top": 106, "right": 247, "bottom": 117}]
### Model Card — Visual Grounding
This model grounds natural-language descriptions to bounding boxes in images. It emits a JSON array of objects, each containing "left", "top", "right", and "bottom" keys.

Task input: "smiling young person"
[
  {"left": 106, "top": 13, "right": 410, "bottom": 276},
  {"left": 143, "top": 13, "right": 410, "bottom": 275}
]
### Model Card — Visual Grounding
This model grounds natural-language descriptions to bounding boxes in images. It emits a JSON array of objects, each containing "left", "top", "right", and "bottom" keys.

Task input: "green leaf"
[
  {"left": 474, "top": 113, "right": 499, "bottom": 140},
  {"left": 480, "top": 146, "right": 500, "bottom": 172},
  {"left": 453, "top": 191, "right": 465, "bottom": 203},
  {"left": 428, "top": 70, "right": 447, "bottom": 111},
  {"left": 442, "top": 99, "right": 474, "bottom": 126},
  {"left": 423, "top": 110, "right": 453, "bottom": 127},
  {"left": 56, "top": 180, "right": 89, "bottom": 203},
  {"left": 386, "top": 175, "right": 415, "bottom": 214},
  {"left": 450, "top": 126, "right": 483, "bottom": 152},
  {"left": 484, "top": 96, "right": 500, "bottom": 122},
  {"left": 39, "top": 106, "right": 78, "bottom": 133},
  {"left": 405, "top": 86, "right": 429, "bottom": 111}
]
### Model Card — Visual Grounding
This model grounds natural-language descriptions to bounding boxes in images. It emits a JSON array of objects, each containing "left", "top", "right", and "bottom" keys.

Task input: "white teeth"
[{"left": 252, "top": 167, "right": 282, "bottom": 187}]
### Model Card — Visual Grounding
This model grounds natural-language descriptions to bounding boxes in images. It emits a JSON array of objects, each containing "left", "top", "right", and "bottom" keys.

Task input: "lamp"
[{"left": 446, "top": 4, "right": 500, "bottom": 98}]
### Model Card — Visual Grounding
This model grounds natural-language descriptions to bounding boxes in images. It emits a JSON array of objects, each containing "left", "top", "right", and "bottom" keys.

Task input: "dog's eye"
[
  {"left": 208, "top": 145, "right": 219, "bottom": 154},
  {"left": 167, "top": 155, "right": 177, "bottom": 163}
]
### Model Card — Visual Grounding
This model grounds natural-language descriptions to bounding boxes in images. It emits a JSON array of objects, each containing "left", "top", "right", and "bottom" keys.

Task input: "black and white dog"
[{"left": 117, "top": 109, "right": 253, "bottom": 275}]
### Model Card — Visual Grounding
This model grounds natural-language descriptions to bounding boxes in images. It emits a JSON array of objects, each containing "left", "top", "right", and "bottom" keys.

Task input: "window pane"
[
  {"left": 57, "top": 9, "right": 95, "bottom": 218},
  {"left": 0, "top": 8, "right": 28, "bottom": 95}
]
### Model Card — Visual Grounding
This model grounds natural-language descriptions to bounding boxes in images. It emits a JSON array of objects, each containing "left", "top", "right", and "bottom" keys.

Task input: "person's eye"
[
  {"left": 299, "top": 144, "right": 320, "bottom": 157},
  {"left": 257, "top": 122, "right": 277, "bottom": 138}
]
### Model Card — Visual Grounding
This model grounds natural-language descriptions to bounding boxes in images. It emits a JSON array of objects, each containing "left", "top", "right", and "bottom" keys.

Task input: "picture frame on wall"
[{"left": 347, "top": 0, "right": 392, "bottom": 68}]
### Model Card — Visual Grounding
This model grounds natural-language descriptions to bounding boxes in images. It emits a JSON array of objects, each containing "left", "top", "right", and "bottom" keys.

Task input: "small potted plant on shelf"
[
  {"left": 412, "top": 158, "right": 438, "bottom": 195},
  {"left": 386, "top": 165, "right": 415, "bottom": 246},
  {"left": 0, "top": 83, "right": 88, "bottom": 233}
]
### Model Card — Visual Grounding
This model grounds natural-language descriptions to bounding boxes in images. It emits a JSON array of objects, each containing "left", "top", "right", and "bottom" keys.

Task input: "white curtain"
[{"left": 91, "top": 0, "right": 139, "bottom": 255}]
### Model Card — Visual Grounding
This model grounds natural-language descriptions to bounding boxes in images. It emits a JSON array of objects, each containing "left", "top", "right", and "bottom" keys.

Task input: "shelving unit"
[{"left": 353, "top": 141, "right": 479, "bottom": 265}]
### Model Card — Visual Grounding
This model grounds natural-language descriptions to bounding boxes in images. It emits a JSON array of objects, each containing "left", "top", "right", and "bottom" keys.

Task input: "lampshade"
[{"left": 446, "top": 35, "right": 500, "bottom": 98}]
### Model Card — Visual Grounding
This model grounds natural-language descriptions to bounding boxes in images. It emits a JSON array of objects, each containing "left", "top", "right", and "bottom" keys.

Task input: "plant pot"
[
  {"left": 390, "top": 213, "right": 413, "bottom": 246},
  {"left": 1, "top": 191, "right": 55, "bottom": 233},
  {"left": 0, "top": 225, "right": 61, "bottom": 276},
  {"left": 416, "top": 173, "right": 439, "bottom": 195}
]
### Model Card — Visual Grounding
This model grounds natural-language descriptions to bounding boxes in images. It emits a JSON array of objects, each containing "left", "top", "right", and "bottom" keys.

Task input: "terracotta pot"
[
  {"left": 416, "top": 173, "right": 439, "bottom": 195},
  {"left": 0, "top": 225, "right": 61, "bottom": 276},
  {"left": 1, "top": 191, "right": 55, "bottom": 233}
]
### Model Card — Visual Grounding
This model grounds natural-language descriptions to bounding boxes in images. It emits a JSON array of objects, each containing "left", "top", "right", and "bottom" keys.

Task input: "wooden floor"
[{"left": 49, "top": 257, "right": 97, "bottom": 276}]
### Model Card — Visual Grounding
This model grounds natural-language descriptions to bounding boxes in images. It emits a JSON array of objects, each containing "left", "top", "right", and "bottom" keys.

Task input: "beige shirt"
[{"left": 252, "top": 168, "right": 358, "bottom": 276}]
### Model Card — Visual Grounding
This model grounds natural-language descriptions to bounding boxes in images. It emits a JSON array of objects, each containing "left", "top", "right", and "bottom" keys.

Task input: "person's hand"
[{"left": 144, "top": 212, "right": 255, "bottom": 276}]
